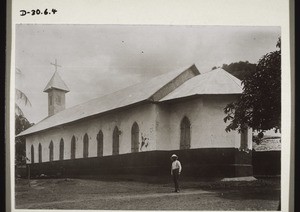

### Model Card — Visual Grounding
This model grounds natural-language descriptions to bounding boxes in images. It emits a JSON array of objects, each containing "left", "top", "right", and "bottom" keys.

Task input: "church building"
[{"left": 17, "top": 64, "right": 253, "bottom": 178}]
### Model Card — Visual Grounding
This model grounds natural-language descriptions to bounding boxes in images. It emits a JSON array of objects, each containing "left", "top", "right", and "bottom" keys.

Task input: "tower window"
[
  {"left": 56, "top": 95, "right": 61, "bottom": 105},
  {"left": 49, "top": 94, "right": 52, "bottom": 105}
]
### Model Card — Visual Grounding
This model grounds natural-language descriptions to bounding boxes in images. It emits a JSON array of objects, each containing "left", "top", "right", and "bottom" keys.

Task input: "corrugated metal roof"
[
  {"left": 160, "top": 68, "right": 243, "bottom": 101},
  {"left": 17, "top": 65, "right": 196, "bottom": 137},
  {"left": 43, "top": 71, "right": 70, "bottom": 92}
]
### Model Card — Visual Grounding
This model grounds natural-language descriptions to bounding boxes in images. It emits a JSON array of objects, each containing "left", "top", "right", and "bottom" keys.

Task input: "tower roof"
[{"left": 43, "top": 71, "right": 70, "bottom": 93}]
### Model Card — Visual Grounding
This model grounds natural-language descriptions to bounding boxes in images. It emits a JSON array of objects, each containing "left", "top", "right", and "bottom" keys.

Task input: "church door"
[
  {"left": 49, "top": 141, "right": 54, "bottom": 162},
  {"left": 180, "top": 116, "right": 191, "bottom": 149},
  {"left": 113, "top": 127, "right": 119, "bottom": 155},
  {"left": 38, "top": 143, "right": 42, "bottom": 163},
  {"left": 71, "top": 136, "right": 76, "bottom": 159},
  {"left": 83, "top": 134, "right": 89, "bottom": 158},
  {"left": 131, "top": 122, "right": 139, "bottom": 153},
  {"left": 97, "top": 130, "right": 103, "bottom": 157},
  {"left": 59, "top": 139, "right": 64, "bottom": 160},
  {"left": 31, "top": 145, "right": 34, "bottom": 163}
]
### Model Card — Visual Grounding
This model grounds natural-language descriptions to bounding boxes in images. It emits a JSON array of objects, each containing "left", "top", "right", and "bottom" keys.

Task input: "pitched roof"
[
  {"left": 17, "top": 65, "right": 199, "bottom": 137},
  {"left": 160, "top": 68, "right": 243, "bottom": 101},
  {"left": 43, "top": 71, "right": 70, "bottom": 93}
]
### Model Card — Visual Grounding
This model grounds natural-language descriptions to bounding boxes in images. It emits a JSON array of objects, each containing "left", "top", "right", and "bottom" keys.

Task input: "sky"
[{"left": 15, "top": 24, "right": 280, "bottom": 124}]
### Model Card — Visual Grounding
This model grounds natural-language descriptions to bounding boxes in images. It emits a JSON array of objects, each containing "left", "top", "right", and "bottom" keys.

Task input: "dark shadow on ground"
[{"left": 216, "top": 188, "right": 280, "bottom": 201}]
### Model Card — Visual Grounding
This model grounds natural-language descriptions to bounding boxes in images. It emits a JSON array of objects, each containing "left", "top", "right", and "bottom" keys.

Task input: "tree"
[
  {"left": 15, "top": 68, "right": 32, "bottom": 116},
  {"left": 224, "top": 38, "right": 281, "bottom": 133},
  {"left": 15, "top": 68, "right": 33, "bottom": 165},
  {"left": 15, "top": 114, "right": 33, "bottom": 165},
  {"left": 221, "top": 61, "right": 257, "bottom": 80},
  {"left": 15, "top": 89, "right": 32, "bottom": 116}
]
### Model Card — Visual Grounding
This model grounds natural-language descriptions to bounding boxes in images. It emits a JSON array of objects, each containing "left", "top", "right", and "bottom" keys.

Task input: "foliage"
[
  {"left": 16, "top": 68, "right": 32, "bottom": 116},
  {"left": 15, "top": 114, "right": 33, "bottom": 165},
  {"left": 224, "top": 38, "right": 281, "bottom": 133},
  {"left": 252, "top": 132, "right": 264, "bottom": 145},
  {"left": 221, "top": 61, "right": 257, "bottom": 80},
  {"left": 15, "top": 68, "right": 33, "bottom": 165},
  {"left": 211, "top": 61, "right": 256, "bottom": 80}
]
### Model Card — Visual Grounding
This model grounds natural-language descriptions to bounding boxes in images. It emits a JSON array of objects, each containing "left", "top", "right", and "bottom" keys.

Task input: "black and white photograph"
[{"left": 13, "top": 24, "right": 282, "bottom": 210}]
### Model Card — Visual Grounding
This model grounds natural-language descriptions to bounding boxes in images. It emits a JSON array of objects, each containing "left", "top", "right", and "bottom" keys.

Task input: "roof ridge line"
[
  {"left": 147, "top": 64, "right": 199, "bottom": 101},
  {"left": 27, "top": 66, "right": 192, "bottom": 127},
  {"left": 68, "top": 68, "right": 187, "bottom": 106},
  {"left": 222, "top": 69, "right": 243, "bottom": 89},
  {"left": 202, "top": 69, "right": 217, "bottom": 93}
]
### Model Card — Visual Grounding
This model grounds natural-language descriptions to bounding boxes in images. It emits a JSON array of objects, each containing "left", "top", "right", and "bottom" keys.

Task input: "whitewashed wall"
[
  {"left": 26, "top": 95, "right": 253, "bottom": 164},
  {"left": 26, "top": 103, "right": 157, "bottom": 164},
  {"left": 156, "top": 95, "right": 252, "bottom": 150}
]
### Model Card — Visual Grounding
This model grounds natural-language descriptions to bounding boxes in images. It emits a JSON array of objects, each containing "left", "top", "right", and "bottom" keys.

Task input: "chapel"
[{"left": 17, "top": 64, "right": 253, "bottom": 177}]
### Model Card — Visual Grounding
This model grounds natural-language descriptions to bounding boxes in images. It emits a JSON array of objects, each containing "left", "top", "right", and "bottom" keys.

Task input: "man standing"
[{"left": 171, "top": 154, "right": 182, "bottom": 192}]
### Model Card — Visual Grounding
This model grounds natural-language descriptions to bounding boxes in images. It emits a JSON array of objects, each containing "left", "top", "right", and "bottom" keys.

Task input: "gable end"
[{"left": 149, "top": 64, "right": 200, "bottom": 101}]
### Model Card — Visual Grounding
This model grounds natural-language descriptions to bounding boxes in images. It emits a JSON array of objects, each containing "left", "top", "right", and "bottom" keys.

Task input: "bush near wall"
[{"left": 15, "top": 165, "right": 27, "bottom": 178}]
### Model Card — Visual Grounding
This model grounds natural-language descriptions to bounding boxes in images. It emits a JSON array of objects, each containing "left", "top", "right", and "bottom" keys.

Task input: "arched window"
[
  {"left": 49, "top": 141, "right": 54, "bottom": 162},
  {"left": 59, "top": 138, "right": 64, "bottom": 160},
  {"left": 38, "top": 143, "right": 42, "bottom": 163},
  {"left": 31, "top": 145, "right": 34, "bottom": 164},
  {"left": 131, "top": 122, "right": 139, "bottom": 153},
  {"left": 180, "top": 116, "right": 191, "bottom": 149},
  {"left": 71, "top": 136, "right": 76, "bottom": 159},
  {"left": 97, "top": 130, "right": 103, "bottom": 157},
  {"left": 83, "top": 133, "right": 89, "bottom": 158},
  {"left": 112, "top": 126, "right": 120, "bottom": 155}
]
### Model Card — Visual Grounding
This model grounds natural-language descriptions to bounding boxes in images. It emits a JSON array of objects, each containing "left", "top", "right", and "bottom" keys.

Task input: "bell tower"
[{"left": 43, "top": 60, "right": 69, "bottom": 116}]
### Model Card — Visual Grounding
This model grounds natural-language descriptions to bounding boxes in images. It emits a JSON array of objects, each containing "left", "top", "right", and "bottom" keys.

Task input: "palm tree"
[
  {"left": 15, "top": 88, "right": 32, "bottom": 116},
  {"left": 15, "top": 68, "right": 33, "bottom": 167},
  {"left": 15, "top": 68, "right": 32, "bottom": 116}
]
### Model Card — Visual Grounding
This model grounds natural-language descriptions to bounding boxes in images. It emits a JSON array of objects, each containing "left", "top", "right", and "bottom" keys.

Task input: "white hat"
[{"left": 171, "top": 154, "right": 178, "bottom": 158}]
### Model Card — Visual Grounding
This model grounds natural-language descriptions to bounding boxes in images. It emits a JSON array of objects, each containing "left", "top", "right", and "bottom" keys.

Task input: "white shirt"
[{"left": 171, "top": 160, "right": 182, "bottom": 174}]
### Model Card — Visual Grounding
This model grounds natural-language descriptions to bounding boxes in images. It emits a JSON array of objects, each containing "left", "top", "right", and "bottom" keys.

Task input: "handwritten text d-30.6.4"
[{"left": 20, "top": 9, "right": 58, "bottom": 16}]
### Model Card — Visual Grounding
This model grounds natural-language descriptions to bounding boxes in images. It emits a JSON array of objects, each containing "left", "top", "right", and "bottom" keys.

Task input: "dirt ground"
[{"left": 15, "top": 176, "right": 280, "bottom": 210}]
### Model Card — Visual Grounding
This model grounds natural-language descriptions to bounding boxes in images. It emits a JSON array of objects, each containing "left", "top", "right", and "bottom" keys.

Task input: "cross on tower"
[{"left": 50, "top": 59, "right": 62, "bottom": 72}]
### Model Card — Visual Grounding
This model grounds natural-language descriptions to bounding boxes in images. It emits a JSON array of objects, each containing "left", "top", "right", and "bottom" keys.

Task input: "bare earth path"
[{"left": 15, "top": 177, "right": 280, "bottom": 210}]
